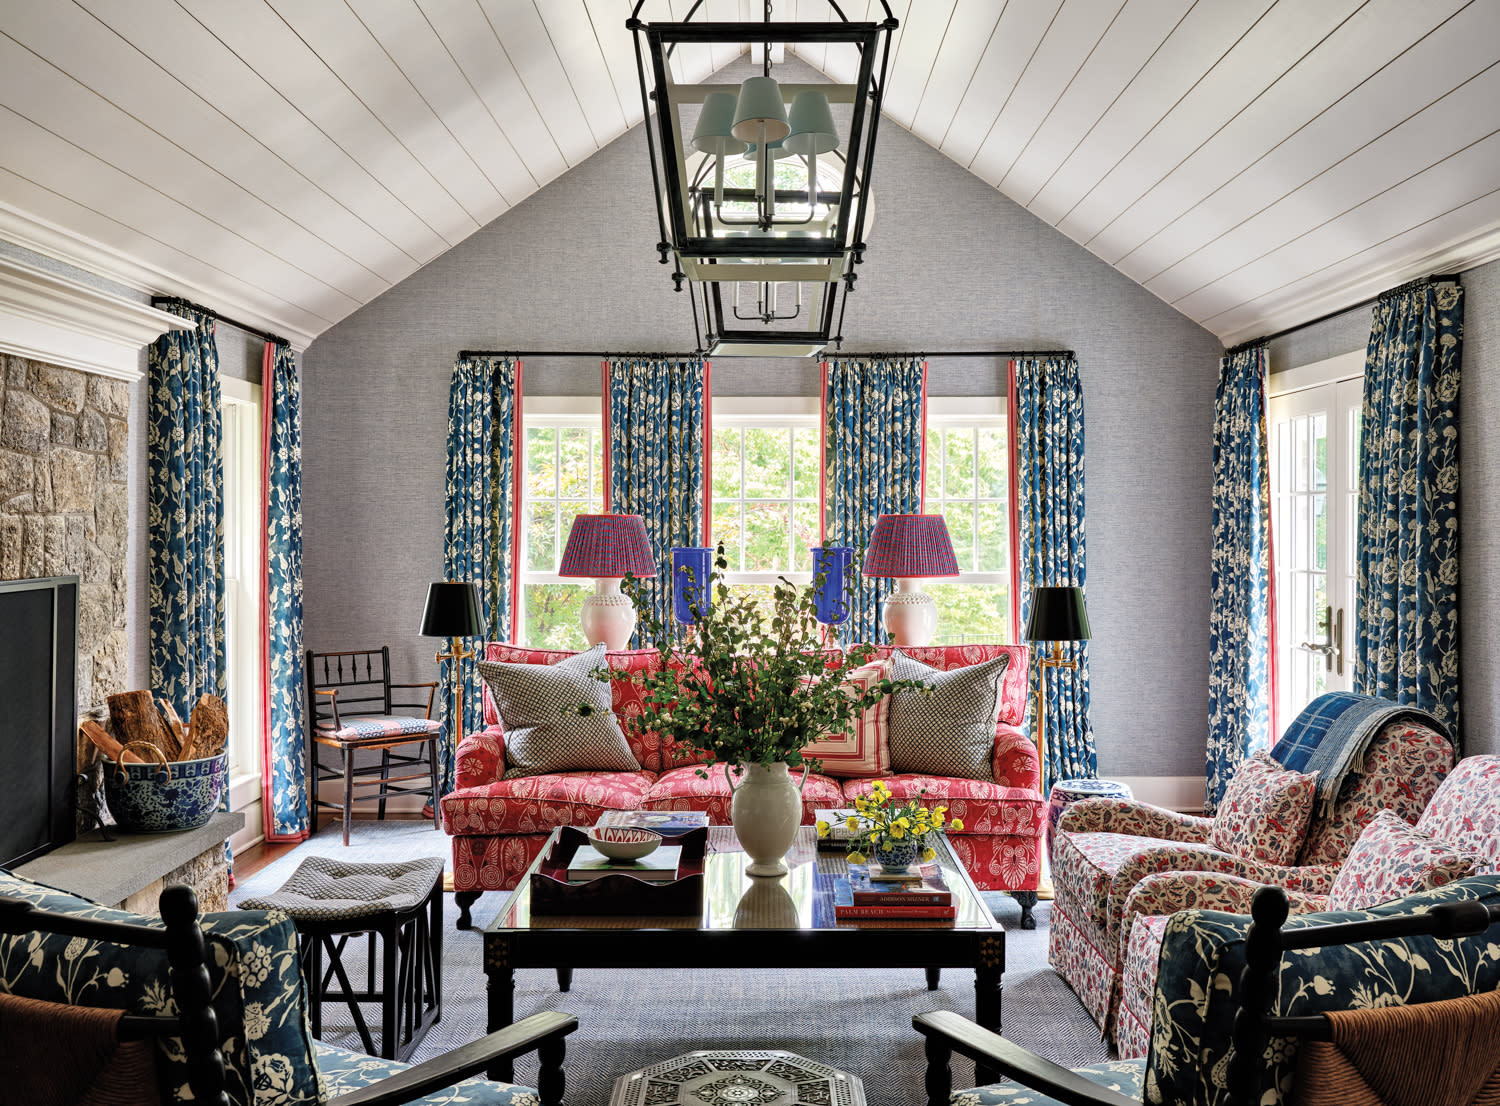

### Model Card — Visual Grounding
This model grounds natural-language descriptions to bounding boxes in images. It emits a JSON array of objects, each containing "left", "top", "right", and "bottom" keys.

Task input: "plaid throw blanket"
[{"left": 1272, "top": 692, "right": 1450, "bottom": 815}]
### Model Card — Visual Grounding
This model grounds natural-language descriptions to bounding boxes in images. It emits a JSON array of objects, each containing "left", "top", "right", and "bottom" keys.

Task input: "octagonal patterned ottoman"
[{"left": 609, "top": 1049, "right": 866, "bottom": 1106}]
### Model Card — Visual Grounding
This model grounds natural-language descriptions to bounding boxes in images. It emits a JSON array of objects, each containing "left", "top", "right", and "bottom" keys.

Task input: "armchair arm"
[
  {"left": 314, "top": 687, "right": 342, "bottom": 730},
  {"left": 912, "top": 1010, "right": 1137, "bottom": 1106},
  {"left": 1122, "top": 871, "right": 1332, "bottom": 931},
  {"left": 327, "top": 1011, "right": 577, "bottom": 1106},
  {"left": 992, "top": 722, "right": 1040, "bottom": 791},
  {"left": 1059, "top": 797, "right": 1213, "bottom": 842},
  {"left": 389, "top": 681, "right": 440, "bottom": 719}
]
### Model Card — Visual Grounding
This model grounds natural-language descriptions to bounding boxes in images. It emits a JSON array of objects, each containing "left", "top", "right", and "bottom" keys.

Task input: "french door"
[{"left": 1268, "top": 376, "right": 1362, "bottom": 730}]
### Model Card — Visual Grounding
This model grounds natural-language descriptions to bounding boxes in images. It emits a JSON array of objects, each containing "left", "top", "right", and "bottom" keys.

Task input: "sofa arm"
[
  {"left": 1059, "top": 797, "right": 1214, "bottom": 841},
  {"left": 992, "top": 722, "right": 1041, "bottom": 791},
  {"left": 454, "top": 727, "right": 506, "bottom": 789}
]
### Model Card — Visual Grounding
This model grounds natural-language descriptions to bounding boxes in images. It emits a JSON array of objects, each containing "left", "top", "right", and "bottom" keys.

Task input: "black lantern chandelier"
[{"left": 628, "top": 1, "right": 897, "bottom": 356}]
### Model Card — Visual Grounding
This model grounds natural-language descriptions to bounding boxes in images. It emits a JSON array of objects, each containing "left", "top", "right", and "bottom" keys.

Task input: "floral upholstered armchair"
[
  {"left": 917, "top": 873, "right": 1500, "bottom": 1106},
  {"left": 0, "top": 868, "right": 574, "bottom": 1105},
  {"left": 1047, "top": 717, "right": 1452, "bottom": 1038},
  {"left": 1112, "top": 753, "right": 1500, "bottom": 1057}
]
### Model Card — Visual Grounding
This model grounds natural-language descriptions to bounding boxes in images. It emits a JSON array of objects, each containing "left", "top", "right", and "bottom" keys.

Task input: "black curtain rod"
[
  {"left": 152, "top": 296, "right": 289, "bottom": 348},
  {"left": 1226, "top": 272, "right": 1462, "bottom": 356},
  {"left": 457, "top": 348, "right": 1074, "bottom": 360}
]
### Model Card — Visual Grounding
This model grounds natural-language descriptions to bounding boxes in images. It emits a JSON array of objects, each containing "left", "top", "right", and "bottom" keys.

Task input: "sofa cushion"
[
  {"left": 802, "top": 657, "right": 893, "bottom": 778},
  {"left": 0, "top": 869, "right": 322, "bottom": 1106},
  {"left": 641, "top": 764, "right": 845, "bottom": 824},
  {"left": 1208, "top": 752, "right": 1317, "bottom": 865},
  {"left": 1328, "top": 810, "right": 1481, "bottom": 910},
  {"left": 840, "top": 775, "right": 1044, "bottom": 836},
  {"left": 886, "top": 651, "right": 1010, "bottom": 780},
  {"left": 481, "top": 643, "right": 664, "bottom": 771},
  {"left": 441, "top": 770, "right": 657, "bottom": 835},
  {"left": 477, "top": 644, "right": 641, "bottom": 778}
]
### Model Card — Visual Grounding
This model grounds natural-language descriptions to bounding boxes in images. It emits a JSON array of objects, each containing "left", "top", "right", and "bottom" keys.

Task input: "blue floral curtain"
[
  {"left": 147, "top": 305, "right": 225, "bottom": 718},
  {"left": 261, "top": 341, "right": 307, "bottom": 841},
  {"left": 442, "top": 355, "right": 520, "bottom": 793},
  {"left": 821, "top": 357, "right": 927, "bottom": 645},
  {"left": 1356, "top": 280, "right": 1463, "bottom": 741},
  {"left": 1205, "top": 345, "right": 1271, "bottom": 812},
  {"left": 1014, "top": 355, "right": 1093, "bottom": 790},
  {"left": 605, "top": 358, "right": 708, "bottom": 644}
]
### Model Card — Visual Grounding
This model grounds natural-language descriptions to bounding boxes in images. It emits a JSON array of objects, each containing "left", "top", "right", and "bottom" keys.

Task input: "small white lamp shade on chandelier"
[
  {"left": 691, "top": 92, "right": 748, "bottom": 207},
  {"left": 782, "top": 90, "right": 839, "bottom": 201},
  {"left": 558, "top": 514, "right": 657, "bottom": 650},
  {"left": 862, "top": 514, "right": 960, "bottom": 647}
]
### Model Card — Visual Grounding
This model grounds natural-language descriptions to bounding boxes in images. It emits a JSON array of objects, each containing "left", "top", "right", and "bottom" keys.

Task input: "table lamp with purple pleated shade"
[
  {"left": 558, "top": 513, "right": 657, "bottom": 649},
  {"left": 861, "top": 513, "right": 960, "bottom": 646}
]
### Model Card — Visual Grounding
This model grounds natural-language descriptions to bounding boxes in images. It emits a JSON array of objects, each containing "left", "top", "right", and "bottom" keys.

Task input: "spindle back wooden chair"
[{"left": 305, "top": 647, "right": 442, "bottom": 845}]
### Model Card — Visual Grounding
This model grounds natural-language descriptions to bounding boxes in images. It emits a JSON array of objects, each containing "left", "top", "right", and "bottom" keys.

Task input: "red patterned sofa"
[{"left": 442, "top": 642, "right": 1043, "bottom": 928}]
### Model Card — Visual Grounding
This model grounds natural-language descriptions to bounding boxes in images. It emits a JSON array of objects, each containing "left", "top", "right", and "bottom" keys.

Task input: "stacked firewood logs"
[{"left": 79, "top": 690, "right": 231, "bottom": 766}]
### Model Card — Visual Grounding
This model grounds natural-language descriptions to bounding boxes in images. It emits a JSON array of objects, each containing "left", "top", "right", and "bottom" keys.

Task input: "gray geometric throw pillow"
[
  {"left": 476, "top": 643, "right": 641, "bottom": 778},
  {"left": 887, "top": 651, "right": 1010, "bottom": 780}
]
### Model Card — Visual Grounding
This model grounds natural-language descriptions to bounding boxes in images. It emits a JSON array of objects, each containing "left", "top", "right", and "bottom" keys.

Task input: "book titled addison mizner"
[
  {"left": 566, "top": 844, "right": 683, "bottom": 882},
  {"left": 849, "top": 864, "right": 952, "bottom": 906}
]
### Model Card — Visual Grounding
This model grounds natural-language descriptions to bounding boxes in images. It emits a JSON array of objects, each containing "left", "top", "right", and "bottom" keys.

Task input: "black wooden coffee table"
[{"left": 481, "top": 826, "right": 1006, "bottom": 1084}]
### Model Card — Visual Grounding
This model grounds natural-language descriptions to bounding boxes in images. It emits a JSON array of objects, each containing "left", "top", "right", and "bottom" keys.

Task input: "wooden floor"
[{"left": 234, "top": 812, "right": 431, "bottom": 880}]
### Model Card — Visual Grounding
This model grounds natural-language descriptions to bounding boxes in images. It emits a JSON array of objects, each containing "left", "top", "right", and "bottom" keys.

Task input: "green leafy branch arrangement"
[{"left": 615, "top": 545, "right": 925, "bottom": 770}]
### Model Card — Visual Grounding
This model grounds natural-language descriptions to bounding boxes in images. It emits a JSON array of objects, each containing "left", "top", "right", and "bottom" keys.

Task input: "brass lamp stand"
[
  {"left": 420, "top": 581, "right": 485, "bottom": 831},
  {"left": 1023, "top": 585, "right": 1092, "bottom": 902}
]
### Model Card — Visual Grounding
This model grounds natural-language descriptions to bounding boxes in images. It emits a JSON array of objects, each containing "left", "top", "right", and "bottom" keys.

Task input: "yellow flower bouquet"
[{"left": 816, "top": 780, "right": 963, "bottom": 873}]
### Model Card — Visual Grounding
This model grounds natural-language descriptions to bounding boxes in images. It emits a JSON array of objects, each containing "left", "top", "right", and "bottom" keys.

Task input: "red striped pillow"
[{"left": 803, "top": 658, "right": 893, "bottom": 778}]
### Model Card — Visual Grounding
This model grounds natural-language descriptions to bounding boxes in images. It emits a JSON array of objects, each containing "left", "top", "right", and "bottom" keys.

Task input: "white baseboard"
[{"left": 1110, "top": 776, "right": 1206, "bottom": 814}]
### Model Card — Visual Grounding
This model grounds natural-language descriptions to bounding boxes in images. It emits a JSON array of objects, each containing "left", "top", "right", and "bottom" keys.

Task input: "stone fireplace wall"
[{"left": 0, "top": 354, "right": 131, "bottom": 713}]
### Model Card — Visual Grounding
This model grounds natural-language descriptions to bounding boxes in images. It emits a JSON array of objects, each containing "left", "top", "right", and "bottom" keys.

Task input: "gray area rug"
[{"left": 233, "top": 821, "right": 1108, "bottom": 1105}]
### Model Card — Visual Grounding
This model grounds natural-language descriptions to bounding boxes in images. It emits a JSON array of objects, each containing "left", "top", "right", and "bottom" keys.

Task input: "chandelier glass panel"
[{"left": 629, "top": 2, "right": 897, "bottom": 355}]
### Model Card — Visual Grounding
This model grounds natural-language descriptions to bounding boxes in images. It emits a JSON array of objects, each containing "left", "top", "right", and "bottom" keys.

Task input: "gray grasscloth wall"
[
  {"left": 301, "top": 61, "right": 1222, "bottom": 782},
  {"left": 1268, "top": 256, "right": 1499, "bottom": 756}
]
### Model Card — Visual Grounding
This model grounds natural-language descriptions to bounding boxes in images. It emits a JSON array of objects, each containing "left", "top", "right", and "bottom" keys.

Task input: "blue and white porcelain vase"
[{"left": 873, "top": 841, "right": 920, "bottom": 874}]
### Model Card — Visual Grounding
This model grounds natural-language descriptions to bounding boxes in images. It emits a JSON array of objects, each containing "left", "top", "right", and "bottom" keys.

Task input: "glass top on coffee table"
[{"left": 490, "top": 826, "right": 1001, "bottom": 932}]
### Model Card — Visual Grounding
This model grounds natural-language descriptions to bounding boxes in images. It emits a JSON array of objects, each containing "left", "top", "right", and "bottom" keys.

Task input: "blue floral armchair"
[
  {"left": 915, "top": 873, "right": 1500, "bottom": 1106},
  {"left": 0, "top": 868, "right": 573, "bottom": 1105}
]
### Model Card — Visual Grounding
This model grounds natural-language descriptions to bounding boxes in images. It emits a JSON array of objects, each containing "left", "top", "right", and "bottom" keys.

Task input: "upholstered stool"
[
  {"left": 1046, "top": 777, "right": 1134, "bottom": 856},
  {"left": 240, "top": 855, "right": 444, "bottom": 1061}
]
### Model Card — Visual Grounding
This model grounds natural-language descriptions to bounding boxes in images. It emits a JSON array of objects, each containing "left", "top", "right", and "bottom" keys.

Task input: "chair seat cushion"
[
  {"left": 641, "top": 765, "right": 845, "bottom": 823},
  {"left": 1052, "top": 831, "right": 1171, "bottom": 943},
  {"left": 313, "top": 1042, "right": 540, "bottom": 1105},
  {"left": 840, "top": 775, "right": 1044, "bottom": 836},
  {"left": 326, "top": 716, "right": 441, "bottom": 741},
  {"left": 238, "top": 855, "right": 444, "bottom": 920},
  {"left": 954, "top": 1058, "right": 1145, "bottom": 1104},
  {"left": 441, "top": 770, "right": 658, "bottom": 835}
]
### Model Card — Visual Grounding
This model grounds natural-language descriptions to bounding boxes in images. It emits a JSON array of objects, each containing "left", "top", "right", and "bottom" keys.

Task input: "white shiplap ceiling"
[{"left": 1, "top": 0, "right": 1497, "bottom": 349}]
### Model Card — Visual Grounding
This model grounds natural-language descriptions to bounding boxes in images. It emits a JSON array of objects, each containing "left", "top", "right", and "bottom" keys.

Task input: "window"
[
  {"left": 515, "top": 395, "right": 1013, "bottom": 645},
  {"left": 520, "top": 398, "right": 605, "bottom": 649},
  {"left": 711, "top": 398, "right": 820, "bottom": 613},
  {"left": 925, "top": 399, "right": 1012, "bottom": 643},
  {"left": 220, "top": 378, "right": 263, "bottom": 812}
]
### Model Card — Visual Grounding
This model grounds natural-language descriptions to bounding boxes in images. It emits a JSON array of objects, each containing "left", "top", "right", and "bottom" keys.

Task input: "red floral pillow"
[
  {"left": 1208, "top": 753, "right": 1317, "bottom": 865},
  {"left": 1327, "top": 810, "right": 1480, "bottom": 911}
]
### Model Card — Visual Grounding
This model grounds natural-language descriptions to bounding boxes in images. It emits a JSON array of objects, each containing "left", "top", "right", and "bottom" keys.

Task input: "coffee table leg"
[
  {"left": 974, "top": 964, "right": 1003, "bottom": 1086},
  {"left": 485, "top": 938, "right": 516, "bottom": 1083},
  {"left": 556, "top": 967, "right": 573, "bottom": 992},
  {"left": 925, "top": 967, "right": 940, "bottom": 991}
]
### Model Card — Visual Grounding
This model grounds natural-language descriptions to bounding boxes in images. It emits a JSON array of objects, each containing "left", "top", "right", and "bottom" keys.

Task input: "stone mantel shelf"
[
  {"left": 0, "top": 255, "right": 194, "bottom": 382},
  {"left": 16, "top": 811, "right": 244, "bottom": 909}
]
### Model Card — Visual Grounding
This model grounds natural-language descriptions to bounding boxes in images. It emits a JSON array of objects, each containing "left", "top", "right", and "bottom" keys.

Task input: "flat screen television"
[{"left": 0, "top": 575, "right": 78, "bottom": 868}]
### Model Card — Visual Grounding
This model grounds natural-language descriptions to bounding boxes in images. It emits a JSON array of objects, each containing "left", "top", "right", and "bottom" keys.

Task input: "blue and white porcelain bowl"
[{"left": 104, "top": 745, "right": 227, "bottom": 833}]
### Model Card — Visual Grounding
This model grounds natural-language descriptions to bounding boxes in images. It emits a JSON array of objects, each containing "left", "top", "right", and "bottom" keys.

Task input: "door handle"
[{"left": 1299, "top": 605, "right": 1343, "bottom": 675}]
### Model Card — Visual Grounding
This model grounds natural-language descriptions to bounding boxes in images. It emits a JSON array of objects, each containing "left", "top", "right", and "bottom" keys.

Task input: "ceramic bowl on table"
[
  {"left": 103, "top": 741, "right": 227, "bottom": 833},
  {"left": 587, "top": 825, "right": 662, "bottom": 860}
]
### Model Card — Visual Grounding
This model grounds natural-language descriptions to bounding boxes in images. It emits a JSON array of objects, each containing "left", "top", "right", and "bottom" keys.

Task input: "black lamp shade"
[
  {"left": 1023, "top": 585, "right": 1091, "bottom": 642},
  {"left": 420, "top": 581, "right": 484, "bottom": 638}
]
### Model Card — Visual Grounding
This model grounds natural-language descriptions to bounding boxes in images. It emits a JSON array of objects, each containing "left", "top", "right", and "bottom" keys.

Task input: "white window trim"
[
  {"left": 220, "top": 377, "right": 264, "bottom": 838},
  {"left": 1268, "top": 349, "right": 1364, "bottom": 398}
]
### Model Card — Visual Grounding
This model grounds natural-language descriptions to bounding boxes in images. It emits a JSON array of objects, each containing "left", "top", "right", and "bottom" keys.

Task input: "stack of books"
[
  {"left": 832, "top": 863, "right": 955, "bottom": 920},
  {"left": 565, "top": 844, "right": 683, "bottom": 883}
]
